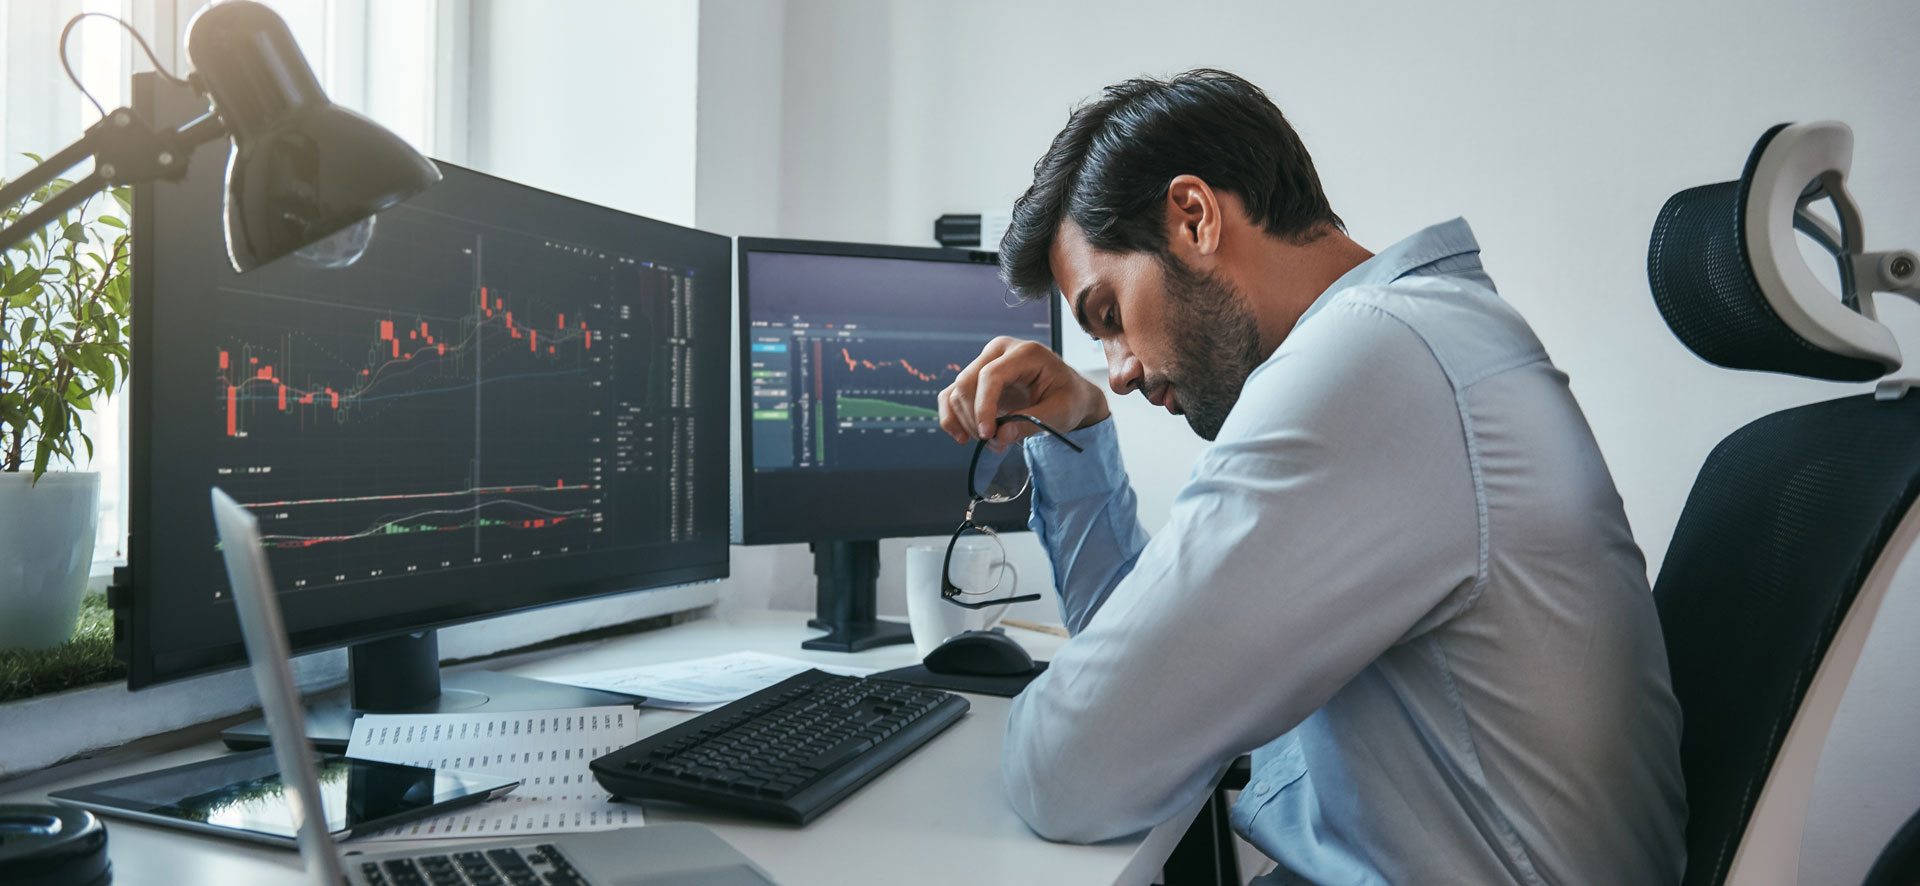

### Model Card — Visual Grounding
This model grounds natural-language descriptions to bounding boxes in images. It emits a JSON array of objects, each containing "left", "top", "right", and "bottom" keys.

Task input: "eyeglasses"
[{"left": 941, "top": 414, "right": 1083, "bottom": 609}]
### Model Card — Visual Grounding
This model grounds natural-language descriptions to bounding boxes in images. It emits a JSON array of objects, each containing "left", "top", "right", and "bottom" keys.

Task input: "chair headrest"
[{"left": 1647, "top": 122, "right": 1901, "bottom": 381}]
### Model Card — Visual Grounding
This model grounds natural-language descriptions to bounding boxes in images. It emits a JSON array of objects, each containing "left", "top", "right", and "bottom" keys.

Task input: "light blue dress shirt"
[{"left": 1003, "top": 219, "right": 1688, "bottom": 884}]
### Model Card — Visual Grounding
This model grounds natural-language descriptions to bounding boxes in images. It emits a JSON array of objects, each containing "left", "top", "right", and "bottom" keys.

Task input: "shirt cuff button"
[{"left": 1252, "top": 781, "right": 1270, "bottom": 795}]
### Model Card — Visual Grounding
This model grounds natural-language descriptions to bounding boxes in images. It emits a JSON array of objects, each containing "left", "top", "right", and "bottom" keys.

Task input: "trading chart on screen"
[
  {"left": 744, "top": 250, "right": 1051, "bottom": 474},
  {"left": 203, "top": 203, "right": 702, "bottom": 594}
]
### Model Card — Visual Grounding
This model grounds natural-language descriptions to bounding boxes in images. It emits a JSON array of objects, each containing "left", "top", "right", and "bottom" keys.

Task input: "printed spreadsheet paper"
[
  {"left": 344, "top": 706, "right": 642, "bottom": 840},
  {"left": 542, "top": 650, "right": 877, "bottom": 710}
]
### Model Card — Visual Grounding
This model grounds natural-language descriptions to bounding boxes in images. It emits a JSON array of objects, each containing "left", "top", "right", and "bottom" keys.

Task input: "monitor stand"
[
  {"left": 802, "top": 540, "right": 913, "bottom": 652},
  {"left": 219, "top": 629, "right": 638, "bottom": 753}
]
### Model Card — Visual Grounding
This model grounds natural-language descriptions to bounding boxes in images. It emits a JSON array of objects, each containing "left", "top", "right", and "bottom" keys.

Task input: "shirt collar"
[{"left": 1293, "top": 217, "right": 1482, "bottom": 330}]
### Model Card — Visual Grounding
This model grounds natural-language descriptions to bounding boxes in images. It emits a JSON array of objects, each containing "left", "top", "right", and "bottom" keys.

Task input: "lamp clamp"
[
  {"left": 89, "top": 106, "right": 225, "bottom": 186},
  {"left": 0, "top": 104, "right": 227, "bottom": 255}
]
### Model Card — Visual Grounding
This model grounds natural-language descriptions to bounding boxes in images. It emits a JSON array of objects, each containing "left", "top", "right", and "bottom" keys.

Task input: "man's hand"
[{"left": 939, "top": 336, "right": 1110, "bottom": 448}]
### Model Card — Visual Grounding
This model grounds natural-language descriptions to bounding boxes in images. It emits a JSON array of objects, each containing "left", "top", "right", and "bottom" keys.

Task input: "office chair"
[
  {"left": 1646, "top": 120, "right": 1920, "bottom": 886},
  {"left": 1862, "top": 805, "right": 1920, "bottom": 886}
]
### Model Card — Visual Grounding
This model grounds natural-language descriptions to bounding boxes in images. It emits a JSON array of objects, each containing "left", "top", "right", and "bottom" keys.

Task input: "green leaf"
[
  {"left": 79, "top": 347, "right": 112, "bottom": 382},
  {"left": 3, "top": 267, "right": 40, "bottom": 296},
  {"left": 63, "top": 223, "right": 87, "bottom": 244},
  {"left": 97, "top": 216, "right": 126, "bottom": 230},
  {"left": 106, "top": 276, "right": 131, "bottom": 312},
  {"left": 110, "top": 188, "right": 132, "bottom": 215},
  {"left": 30, "top": 402, "right": 64, "bottom": 479}
]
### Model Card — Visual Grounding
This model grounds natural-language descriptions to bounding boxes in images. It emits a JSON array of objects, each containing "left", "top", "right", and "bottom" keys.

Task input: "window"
[
  {"left": 3, "top": 0, "right": 704, "bottom": 652},
  {"left": 2, "top": 0, "right": 138, "bottom": 569},
  {"left": 1, "top": 0, "right": 455, "bottom": 572}
]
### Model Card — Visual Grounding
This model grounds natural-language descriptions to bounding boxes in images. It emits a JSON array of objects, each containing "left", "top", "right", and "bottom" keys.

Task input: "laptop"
[{"left": 210, "top": 487, "right": 780, "bottom": 886}]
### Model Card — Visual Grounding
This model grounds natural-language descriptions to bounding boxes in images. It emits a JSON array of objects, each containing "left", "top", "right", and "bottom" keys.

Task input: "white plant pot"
[{"left": 0, "top": 471, "right": 100, "bottom": 651}]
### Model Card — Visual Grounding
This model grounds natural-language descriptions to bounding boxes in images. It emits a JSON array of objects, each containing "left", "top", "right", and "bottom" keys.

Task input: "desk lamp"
[{"left": 0, "top": 1, "right": 440, "bottom": 272}]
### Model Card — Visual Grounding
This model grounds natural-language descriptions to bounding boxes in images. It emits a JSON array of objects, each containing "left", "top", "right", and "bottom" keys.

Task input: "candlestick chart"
[{"left": 205, "top": 203, "right": 700, "bottom": 593}]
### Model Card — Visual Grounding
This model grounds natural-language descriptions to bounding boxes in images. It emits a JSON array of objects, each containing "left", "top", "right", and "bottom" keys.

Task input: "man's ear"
[{"left": 1164, "top": 174, "right": 1222, "bottom": 260}]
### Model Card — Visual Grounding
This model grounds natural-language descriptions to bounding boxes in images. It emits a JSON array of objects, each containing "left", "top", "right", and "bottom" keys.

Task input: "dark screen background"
[{"left": 737, "top": 240, "right": 1057, "bottom": 544}]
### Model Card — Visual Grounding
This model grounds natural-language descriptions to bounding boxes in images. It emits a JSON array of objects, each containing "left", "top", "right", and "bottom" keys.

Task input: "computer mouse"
[{"left": 923, "top": 630, "right": 1036, "bottom": 677}]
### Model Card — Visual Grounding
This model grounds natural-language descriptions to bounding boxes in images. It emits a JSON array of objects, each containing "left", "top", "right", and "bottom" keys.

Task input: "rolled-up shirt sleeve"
[
  {"left": 1023, "top": 418, "right": 1151, "bottom": 635},
  {"left": 1002, "top": 300, "right": 1481, "bottom": 843}
]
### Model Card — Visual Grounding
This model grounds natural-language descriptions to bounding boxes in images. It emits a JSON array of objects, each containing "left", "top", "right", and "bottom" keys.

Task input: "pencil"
[{"left": 1001, "top": 618, "right": 1069, "bottom": 638}]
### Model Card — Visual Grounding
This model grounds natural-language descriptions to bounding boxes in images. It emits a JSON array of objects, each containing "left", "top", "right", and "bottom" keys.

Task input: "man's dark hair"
[{"left": 1000, "top": 69, "right": 1343, "bottom": 302}]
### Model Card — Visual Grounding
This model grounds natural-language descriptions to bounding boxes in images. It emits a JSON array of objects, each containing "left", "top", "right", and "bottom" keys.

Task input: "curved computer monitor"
[
  {"left": 735, "top": 237, "right": 1060, "bottom": 651},
  {"left": 123, "top": 74, "right": 731, "bottom": 747}
]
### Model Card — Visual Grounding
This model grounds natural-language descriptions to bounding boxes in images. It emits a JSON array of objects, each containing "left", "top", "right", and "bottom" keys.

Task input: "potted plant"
[{"left": 0, "top": 163, "right": 132, "bottom": 651}]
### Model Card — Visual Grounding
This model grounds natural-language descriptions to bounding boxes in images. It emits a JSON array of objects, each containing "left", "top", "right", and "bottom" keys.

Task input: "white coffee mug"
[{"left": 904, "top": 542, "right": 1018, "bottom": 660}]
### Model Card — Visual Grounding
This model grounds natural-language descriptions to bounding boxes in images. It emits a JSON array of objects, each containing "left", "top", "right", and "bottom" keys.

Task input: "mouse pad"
[{"left": 869, "top": 662, "right": 1048, "bottom": 698}]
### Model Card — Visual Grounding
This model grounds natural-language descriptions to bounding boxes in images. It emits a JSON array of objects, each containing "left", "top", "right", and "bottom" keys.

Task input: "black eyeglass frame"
[{"left": 941, "top": 414, "right": 1083, "bottom": 609}]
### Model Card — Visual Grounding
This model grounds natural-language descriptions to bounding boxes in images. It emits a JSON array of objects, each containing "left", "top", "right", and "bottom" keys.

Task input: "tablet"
[{"left": 50, "top": 748, "right": 518, "bottom": 847}]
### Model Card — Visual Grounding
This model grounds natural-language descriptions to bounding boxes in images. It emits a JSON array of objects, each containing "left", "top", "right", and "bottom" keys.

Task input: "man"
[{"left": 937, "top": 70, "right": 1687, "bottom": 884}]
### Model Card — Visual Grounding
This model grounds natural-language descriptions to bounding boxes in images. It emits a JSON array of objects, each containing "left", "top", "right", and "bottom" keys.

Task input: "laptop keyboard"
[{"left": 358, "top": 844, "right": 588, "bottom": 886}]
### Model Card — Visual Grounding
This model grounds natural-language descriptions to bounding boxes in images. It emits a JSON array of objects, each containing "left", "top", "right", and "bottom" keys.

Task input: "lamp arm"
[
  {"left": 0, "top": 106, "right": 227, "bottom": 255},
  {"left": 172, "top": 111, "right": 227, "bottom": 151},
  {"left": 0, "top": 136, "right": 96, "bottom": 216},
  {"left": 0, "top": 172, "right": 109, "bottom": 252}
]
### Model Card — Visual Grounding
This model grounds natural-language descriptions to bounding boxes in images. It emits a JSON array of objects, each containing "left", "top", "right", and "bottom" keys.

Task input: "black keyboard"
[
  {"left": 358, "top": 844, "right": 588, "bottom": 886},
  {"left": 590, "top": 669, "right": 969, "bottom": 824}
]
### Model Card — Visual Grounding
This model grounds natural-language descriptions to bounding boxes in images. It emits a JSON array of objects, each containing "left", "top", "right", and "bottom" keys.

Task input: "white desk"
[{"left": 0, "top": 611, "right": 1195, "bottom": 885}]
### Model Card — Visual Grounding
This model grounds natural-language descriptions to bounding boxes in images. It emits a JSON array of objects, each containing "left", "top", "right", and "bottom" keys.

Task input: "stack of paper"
[
  {"left": 345, "top": 706, "right": 642, "bottom": 840},
  {"left": 539, "top": 650, "right": 875, "bottom": 711}
]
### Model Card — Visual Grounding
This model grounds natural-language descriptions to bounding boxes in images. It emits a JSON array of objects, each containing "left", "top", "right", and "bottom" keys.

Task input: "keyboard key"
[
  {"left": 486, "top": 849, "right": 527, "bottom": 872},
  {"left": 804, "top": 736, "right": 875, "bottom": 771}
]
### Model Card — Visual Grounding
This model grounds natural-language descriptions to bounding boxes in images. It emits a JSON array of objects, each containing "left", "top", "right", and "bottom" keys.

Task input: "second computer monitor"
[{"left": 737, "top": 238, "right": 1059, "bottom": 650}]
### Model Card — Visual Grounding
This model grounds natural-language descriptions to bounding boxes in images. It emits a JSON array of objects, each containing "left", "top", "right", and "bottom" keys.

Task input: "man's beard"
[{"left": 1155, "top": 254, "right": 1266, "bottom": 441}]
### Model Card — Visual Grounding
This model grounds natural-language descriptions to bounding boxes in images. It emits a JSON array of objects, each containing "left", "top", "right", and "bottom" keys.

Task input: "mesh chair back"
[
  {"left": 1651, "top": 394, "right": 1920, "bottom": 886},
  {"left": 1647, "top": 123, "right": 1886, "bottom": 381}
]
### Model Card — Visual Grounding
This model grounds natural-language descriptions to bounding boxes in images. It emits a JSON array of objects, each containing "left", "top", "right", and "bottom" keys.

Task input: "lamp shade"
[{"left": 185, "top": 1, "right": 440, "bottom": 273}]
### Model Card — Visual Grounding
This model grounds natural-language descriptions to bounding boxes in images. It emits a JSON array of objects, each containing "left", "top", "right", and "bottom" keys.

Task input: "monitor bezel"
[
  {"left": 734, "top": 236, "right": 1063, "bottom": 546},
  {"left": 122, "top": 72, "right": 732, "bottom": 690}
]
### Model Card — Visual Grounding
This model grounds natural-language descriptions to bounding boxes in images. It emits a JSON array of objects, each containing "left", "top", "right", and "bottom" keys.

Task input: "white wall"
[
  {"left": 470, "top": 0, "right": 700, "bottom": 225},
  {"left": 727, "top": 0, "right": 1920, "bottom": 880},
  {"left": 694, "top": 0, "right": 812, "bottom": 614},
  {"left": 695, "top": 0, "right": 785, "bottom": 240}
]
